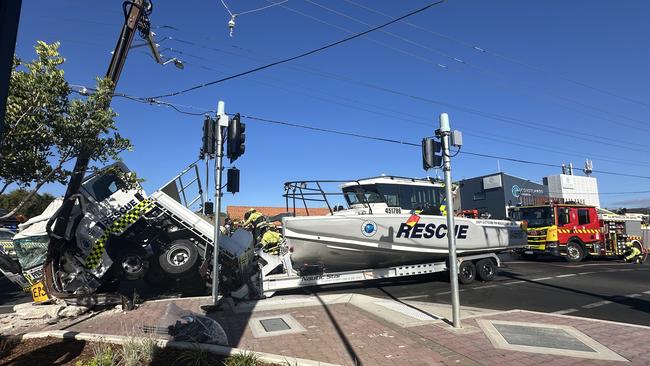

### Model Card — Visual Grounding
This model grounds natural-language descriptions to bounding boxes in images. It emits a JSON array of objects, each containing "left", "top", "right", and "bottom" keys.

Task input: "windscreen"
[
  {"left": 512, "top": 206, "right": 554, "bottom": 227},
  {"left": 342, "top": 183, "right": 444, "bottom": 212},
  {"left": 13, "top": 237, "right": 49, "bottom": 270}
]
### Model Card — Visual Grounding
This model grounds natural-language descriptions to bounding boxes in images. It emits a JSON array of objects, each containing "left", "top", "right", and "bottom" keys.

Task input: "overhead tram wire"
[
  {"left": 71, "top": 83, "right": 650, "bottom": 179},
  {"left": 150, "top": 37, "right": 650, "bottom": 154},
  {"left": 342, "top": 0, "right": 650, "bottom": 111},
  {"left": 240, "top": 114, "right": 650, "bottom": 180},
  {"left": 145, "top": 0, "right": 446, "bottom": 99},
  {"left": 297, "top": 0, "right": 650, "bottom": 132}
]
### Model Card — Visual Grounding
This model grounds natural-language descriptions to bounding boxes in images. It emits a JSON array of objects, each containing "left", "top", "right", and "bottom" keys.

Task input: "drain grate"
[
  {"left": 373, "top": 301, "right": 440, "bottom": 321},
  {"left": 260, "top": 317, "right": 291, "bottom": 332},
  {"left": 249, "top": 314, "right": 306, "bottom": 338},
  {"left": 477, "top": 319, "right": 627, "bottom": 362},
  {"left": 492, "top": 323, "right": 594, "bottom": 352}
]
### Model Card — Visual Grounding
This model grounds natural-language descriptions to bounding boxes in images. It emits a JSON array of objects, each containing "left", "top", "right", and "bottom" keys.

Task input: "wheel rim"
[
  {"left": 481, "top": 263, "right": 494, "bottom": 277},
  {"left": 461, "top": 266, "right": 473, "bottom": 279},
  {"left": 567, "top": 245, "right": 580, "bottom": 260},
  {"left": 122, "top": 255, "right": 143, "bottom": 274},
  {"left": 167, "top": 247, "right": 190, "bottom": 267}
]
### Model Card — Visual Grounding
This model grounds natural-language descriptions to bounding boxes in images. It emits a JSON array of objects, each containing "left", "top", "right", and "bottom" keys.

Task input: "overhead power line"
[
  {"left": 240, "top": 114, "right": 650, "bottom": 181},
  {"left": 296, "top": 0, "right": 650, "bottom": 132},
  {"left": 342, "top": 0, "right": 650, "bottom": 110},
  {"left": 146, "top": 0, "right": 446, "bottom": 99},
  {"left": 72, "top": 83, "right": 650, "bottom": 182}
]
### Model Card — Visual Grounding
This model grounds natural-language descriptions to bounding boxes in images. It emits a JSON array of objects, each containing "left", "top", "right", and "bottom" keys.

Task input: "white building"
[{"left": 544, "top": 174, "right": 600, "bottom": 207}]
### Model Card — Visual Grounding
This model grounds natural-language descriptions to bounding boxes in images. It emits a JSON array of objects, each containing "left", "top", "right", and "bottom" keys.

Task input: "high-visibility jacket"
[
  {"left": 243, "top": 211, "right": 264, "bottom": 228},
  {"left": 625, "top": 246, "right": 641, "bottom": 261}
]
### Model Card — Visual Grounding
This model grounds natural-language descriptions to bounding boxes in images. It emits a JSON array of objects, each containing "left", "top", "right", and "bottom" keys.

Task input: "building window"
[
  {"left": 578, "top": 209, "right": 590, "bottom": 225},
  {"left": 473, "top": 192, "right": 486, "bottom": 201}
]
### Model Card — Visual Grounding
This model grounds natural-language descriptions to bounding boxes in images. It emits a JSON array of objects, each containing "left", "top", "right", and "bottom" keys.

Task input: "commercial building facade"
[{"left": 458, "top": 173, "right": 548, "bottom": 219}]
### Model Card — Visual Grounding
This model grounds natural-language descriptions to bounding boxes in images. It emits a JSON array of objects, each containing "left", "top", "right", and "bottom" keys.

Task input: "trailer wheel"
[
  {"left": 159, "top": 239, "right": 199, "bottom": 278},
  {"left": 476, "top": 259, "right": 497, "bottom": 282},
  {"left": 458, "top": 261, "right": 476, "bottom": 284},
  {"left": 566, "top": 241, "right": 585, "bottom": 262}
]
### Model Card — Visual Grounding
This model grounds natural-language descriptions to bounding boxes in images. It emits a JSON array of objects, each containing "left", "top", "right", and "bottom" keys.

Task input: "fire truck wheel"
[
  {"left": 159, "top": 239, "right": 199, "bottom": 278},
  {"left": 476, "top": 259, "right": 497, "bottom": 281},
  {"left": 458, "top": 261, "right": 476, "bottom": 284},
  {"left": 566, "top": 241, "right": 585, "bottom": 262}
]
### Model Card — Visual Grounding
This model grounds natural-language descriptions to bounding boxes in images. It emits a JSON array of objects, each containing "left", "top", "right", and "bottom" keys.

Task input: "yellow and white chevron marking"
[
  {"left": 84, "top": 199, "right": 153, "bottom": 269},
  {"left": 557, "top": 228, "right": 600, "bottom": 234}
]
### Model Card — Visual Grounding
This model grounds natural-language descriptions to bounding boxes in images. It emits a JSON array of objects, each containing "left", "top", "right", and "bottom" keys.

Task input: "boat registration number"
[{"left": 30, "top": 282, "right": 49, "bottom": 303}]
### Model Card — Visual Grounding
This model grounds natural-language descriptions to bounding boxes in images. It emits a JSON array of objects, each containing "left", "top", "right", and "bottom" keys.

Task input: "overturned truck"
[{"left": 4, "top": 163, "right": 527, "bottom": 304}]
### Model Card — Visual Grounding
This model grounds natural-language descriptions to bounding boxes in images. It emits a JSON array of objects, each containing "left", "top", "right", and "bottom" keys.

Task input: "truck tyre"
[
  {"left": 476, "top": 258, "right": 497, "bottom": 282},
  {"left": 118, "top": 248, "right": 149, "bottom": 281},
  {"left": 458, "top": 261, "right": 476, "bottom": 284},
  {"left": 159, "top": 239, "right": 199, "bottom": 278},
  {"left": 566, "top": 241, "right": 585, "bottom": 262}
]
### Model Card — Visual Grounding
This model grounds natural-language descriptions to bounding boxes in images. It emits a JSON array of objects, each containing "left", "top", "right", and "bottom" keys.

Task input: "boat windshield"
[
  {"left": 342, "top": 183, "right": 444, "bottom": 212},
  {"left": 511, "top": 206, "right": 555, "bottom": 227}
]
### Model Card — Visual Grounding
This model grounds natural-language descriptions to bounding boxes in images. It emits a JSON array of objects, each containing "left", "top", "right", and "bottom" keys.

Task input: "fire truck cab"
[{"left": 511, "top": 203, "right": 647, "bottom": 262}]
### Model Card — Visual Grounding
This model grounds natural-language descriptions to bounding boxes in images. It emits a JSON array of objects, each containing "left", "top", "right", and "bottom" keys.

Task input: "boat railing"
[{"left": 283, "top": 180, "right": 374, "bottom": 216}]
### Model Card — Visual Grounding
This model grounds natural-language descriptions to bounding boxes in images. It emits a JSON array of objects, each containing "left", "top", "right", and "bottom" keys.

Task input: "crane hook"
[{"left": 228, "top": 15, "right": 236, "bottom": 37}]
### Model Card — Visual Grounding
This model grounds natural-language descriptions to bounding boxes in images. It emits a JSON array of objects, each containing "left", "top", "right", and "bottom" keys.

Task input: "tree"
[
  {"left": 0, "top": 189, "right": 55, "bottom": 218},
  {"left": 0, "top": 41, "right": 132, "bottom": 219}
]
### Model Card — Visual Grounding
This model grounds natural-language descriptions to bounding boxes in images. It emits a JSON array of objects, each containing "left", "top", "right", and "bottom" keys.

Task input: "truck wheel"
[
  {"left": 159, "top": 239, "right": 199, "bottom": 278},
  {"left": 476, "top": 259, "right": 497, "bottom": 281},
  {"left": 566, "top": 241, "right": 585, "bottom": 262},
  {"left": 458, "top": 261, "right": 476, "bottom": 284},
  {"left": 119, "top": 248, "right": 149, "bottom": 281}
]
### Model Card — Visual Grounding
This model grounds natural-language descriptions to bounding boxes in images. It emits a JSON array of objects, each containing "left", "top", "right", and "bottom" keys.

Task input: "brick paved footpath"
[{"left": 3, "top": 297, "right": 650, "bottom": 366}]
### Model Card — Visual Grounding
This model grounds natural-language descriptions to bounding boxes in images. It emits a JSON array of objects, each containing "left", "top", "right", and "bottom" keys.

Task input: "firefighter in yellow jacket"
[{"left": 624, "top": 242, "right": 642, "bottom": 264}]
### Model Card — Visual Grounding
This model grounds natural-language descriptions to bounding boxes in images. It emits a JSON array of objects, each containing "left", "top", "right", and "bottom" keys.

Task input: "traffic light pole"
[
  {"left": 439, "top": 112, "right": 461, "bottom": 328},
  {"left": 211, "top": 100, "right": 228, "bottom": 306}
]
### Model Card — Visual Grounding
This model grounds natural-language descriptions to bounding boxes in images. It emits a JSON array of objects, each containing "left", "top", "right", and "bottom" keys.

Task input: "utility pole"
[
  {"left": 438, "top": 113, "right": 461, "bottom": 328},
  {"left": 211, "top": 101, "right": 229, "bottom": 306},
  {"left": 50, "top": 0, "right": 147, "bottom": 241},
  {"left": 0, "top": 0, "right": 22, "bottom": 138}
]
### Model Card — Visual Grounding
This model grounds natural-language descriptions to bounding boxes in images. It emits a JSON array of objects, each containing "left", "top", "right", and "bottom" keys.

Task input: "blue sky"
[{"left": 13, "top": 0, "right": 650, "bottom": 209}]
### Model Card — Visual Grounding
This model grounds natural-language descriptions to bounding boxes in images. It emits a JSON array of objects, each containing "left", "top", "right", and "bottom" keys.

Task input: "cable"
[
  {"left": 342, "top": 0, "right": 650, "bottom": 110},
  {"left": 220, "top": 0, "right": 288, "bottom": 17},
  {"left": 299, "top": 0, "right": 650, "bottom": 132},
  {"left": 241, "top": 113, "right": 650, "bottom": 181},
  {"left": 146, "top": 0, "right": 446, "bottom": 99}
]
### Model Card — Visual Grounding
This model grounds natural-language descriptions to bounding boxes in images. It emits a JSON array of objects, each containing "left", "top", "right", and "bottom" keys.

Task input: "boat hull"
[{"left": 283, "top": 214, "right": 526, "bottom": 272}]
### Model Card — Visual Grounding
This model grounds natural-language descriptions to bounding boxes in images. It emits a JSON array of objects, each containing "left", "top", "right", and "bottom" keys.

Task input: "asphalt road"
[
  {"left": 0, "top": 275, "right": 31, "bottom": 313},
  {"left": 280, "top": 254, "right": 650, "bottom": 326},
  {"left": 2, "top": 255, "right": 649, "bottom": 325}
]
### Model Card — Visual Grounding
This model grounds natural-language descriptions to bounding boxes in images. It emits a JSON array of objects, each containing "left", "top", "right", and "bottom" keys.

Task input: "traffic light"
[
  {"left": 201, "top": 116, "right": 215, "bottom": 158},
  {"left": 422, "top": 137, "right": 442, "bottom": 171},
  {"left": 227, "top": 113, "right": 245, "bottom": 162}
]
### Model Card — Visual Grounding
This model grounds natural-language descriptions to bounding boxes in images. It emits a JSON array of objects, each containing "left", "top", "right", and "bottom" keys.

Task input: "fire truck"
[{"left": 510, "top": 203, "right": 647, "bottom": 262}]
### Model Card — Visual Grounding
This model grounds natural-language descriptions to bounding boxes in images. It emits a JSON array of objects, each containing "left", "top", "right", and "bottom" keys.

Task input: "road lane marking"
[
  {"left": 627, "top": 293, "right": 642, "bottom": 298},
  {"left": 531, "top": 277, "right": 553, "bottom": 281},
  {"left": 553, "top": 308, "right": 578, "bottom": 315},
  {"left": 503, "top": 280, "right": 526, "bottom": 285},
  {"left": 577, "top": 272, "right": 596, "bottom": 275},
  {"left": 643, "top": 290, "right": 650, "bottom": 295},
  {"left": 556, "top": 274, "right": 576, "bottom": 278},
  {"left": 398, "top": 295, "right": 429, "bottom": 300},
  {"left": 582, "top": 300, "right": 612, "bottom": 309},
  {"left": 472, "top": 284, "right": 498, "bottom": 289}
]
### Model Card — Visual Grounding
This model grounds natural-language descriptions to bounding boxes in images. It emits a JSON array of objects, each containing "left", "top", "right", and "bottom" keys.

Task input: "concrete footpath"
[{"left": 2, "top": 293, "right": 649, "bottom": 365}]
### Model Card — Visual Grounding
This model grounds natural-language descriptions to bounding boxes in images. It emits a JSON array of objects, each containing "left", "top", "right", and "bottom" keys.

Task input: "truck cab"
[
  {"left": 511, "top": 204, "right": 601, "bottom": 261},
  {"left": 511, "top": 204, "right": 646, "bottom": 262}
]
